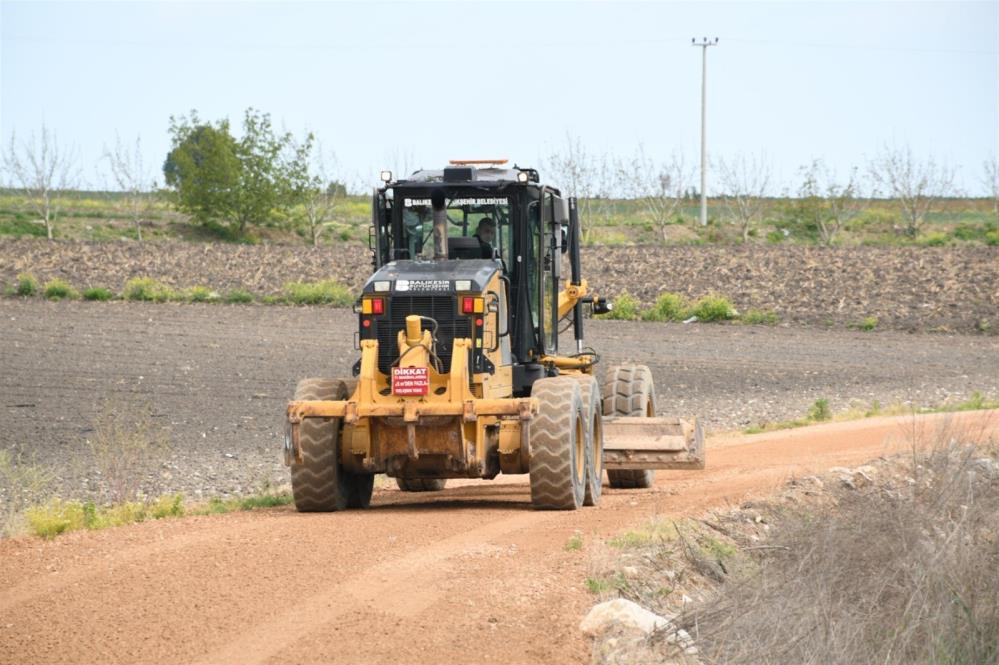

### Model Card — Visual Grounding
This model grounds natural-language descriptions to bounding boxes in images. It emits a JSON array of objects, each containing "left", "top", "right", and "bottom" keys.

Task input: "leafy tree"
[{"left": 163, "top": 108, "right": 311, "bottom": 237}]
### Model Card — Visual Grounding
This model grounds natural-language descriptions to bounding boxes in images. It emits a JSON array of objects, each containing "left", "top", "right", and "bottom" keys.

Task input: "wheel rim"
[{"left": 591, "top": 412, "right": 602, "bottom": 477}]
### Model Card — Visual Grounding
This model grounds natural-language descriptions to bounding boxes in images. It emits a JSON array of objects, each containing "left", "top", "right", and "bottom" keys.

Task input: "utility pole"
[{"left": 692, "top": 37, "right": 719, "bottom": 226}]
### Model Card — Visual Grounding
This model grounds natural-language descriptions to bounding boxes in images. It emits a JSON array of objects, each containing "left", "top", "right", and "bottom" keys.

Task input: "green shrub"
[
  {"left": 691, "top": 294, "right": 736, "bottom": 322},
  {"left": 765, "top": 230, "right": 785, "bottom": 244},
  {"left": 150, "top": 493, "right": 185, "bottom": 519},
  {"left": 985, "top": 230, "right": 999, "bottom": 246},
  {"left": 123, "top": 277, "right": 175, "bottom": 302},
  {"left": 282, "top": 279, "right": 354, "bottom": 306},
  {"left": 857, "top": 316, "right": 878, "bottom": 331},
  {"left": 82, "top": 286, "right": 114, "bottom": 301},
  {"left": 224, "top": 289, "right": 254, "bottom": 304},
  {"left": 25, "top": 499, "right": 87, "bottom": 538},
  {"left": 260, "top": 294, "right": 284, "bottom": 305},
  {"left": 15, "top": 273, "right": 38, "bottom": 297},
  {"left": 741, "top": 309, "right": 779, "bottom": 325},
  {"left": 641, "top": 292, "right": 690, "bottom": 322},
  {"left": 598, "top": 292, "right": 640, "bottom": 320},
  {"left": 185, "top": 286, "right": 219, "bottom": 303},
  {"left": 808, "top": 398, "right": 832, "bottom": 422},
  {"left": 43, "top": 278, "right": 78, "bottom": 300},
  {"left": 918, "top": 231, "right": 949, "bottom": 247}
]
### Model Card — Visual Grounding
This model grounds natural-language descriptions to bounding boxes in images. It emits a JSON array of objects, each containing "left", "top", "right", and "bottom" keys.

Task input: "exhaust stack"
[{"left": 431, "top": 189, "right": 447, "bottom": 261}]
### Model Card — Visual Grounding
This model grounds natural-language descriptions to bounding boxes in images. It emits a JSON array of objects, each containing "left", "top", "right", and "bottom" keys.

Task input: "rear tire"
[
  {"left": 529, "top": 378, "right": 588, "bottom": 510},
  {"left": 289, "top": 378, "right": 373, "bottom": 512},
  {"left": 569, "top": 374, "right": 603, "bottom": 506},
  {"left": 395, "top": 478, "right": 448, "bottom": 492},
  {"left": 602, "top": 364, "right": 657, "bottom": 490}
]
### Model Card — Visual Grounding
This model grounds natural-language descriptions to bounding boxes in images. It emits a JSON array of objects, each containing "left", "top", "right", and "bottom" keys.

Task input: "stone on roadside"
[{"left": 579, "top": 599, "right": 671, "bottom": 637}]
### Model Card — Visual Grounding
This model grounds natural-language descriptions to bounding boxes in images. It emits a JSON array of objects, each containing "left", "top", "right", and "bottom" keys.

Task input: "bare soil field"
[
  {"left": 2, "top": 410, "right": 997, "bottom": 665},
  {"left": 2, "top": 238, "right": 997, "bottom": 333},
  {"left": 1, "top": 300, "right": 997, "bottom": 503}
]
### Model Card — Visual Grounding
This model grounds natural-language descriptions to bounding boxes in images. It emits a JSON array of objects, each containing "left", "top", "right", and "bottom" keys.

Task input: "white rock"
[
  {"left": 622, "top": 565, "right": 640, "bottom": 578},
  {"left": 579, "top": 599, "right": 670, "bottom": 637}
]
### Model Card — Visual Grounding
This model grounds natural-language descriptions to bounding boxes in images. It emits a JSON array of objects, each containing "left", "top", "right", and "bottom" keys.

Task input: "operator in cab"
[{"left": 474, "top": 217, "right": 496, "bottom": 259}]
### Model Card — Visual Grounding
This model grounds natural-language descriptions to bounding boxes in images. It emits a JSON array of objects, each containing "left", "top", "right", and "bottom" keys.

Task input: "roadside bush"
[
  {"left": 0, "top": 450, "right": 52, "bottom": 536},
  {"left": 856, "top": 316, "right": 878, "bottom": 331},
  {"left": 641, "top": 292, "right": 690, "bottom": 322},
  {"left": 807, "top": 398, "right": 831, "bottom": 421},
  {"left": 985, "top": 230, "right": 999, "bottom": 246},
  {"left": 917, "top": 231, "right": 949, "bottom": 246},
  {"left": 25, "top": 499, "right": 88, "bottom": 538},
  {"left": 741, "top": 308, "right": 779, "bottom": 325},
  {"left": 598, "top": 293, "right": 640, "bottom": 321},
  {"left": 123, "top": 277, "right": 175, "bottom": 302},
  {"left": 184, "top": 286, "right": 219, "bottom": 303},
  {"left": 14, "top": 272, "right": 38, "bottom": 297},
  {"left": 87, "top": 399, "right": 171, "bottom": 503},
  {"left": 282, "top": 279, "right": 353, "bottom": 306},
  {"left": 82, "top": 286, "right": 114, "bottom": 301},
  {"left": 43, "top": 278, "right": 78, "bottom": 300},
  {"left": 691, "top": 294, "right": 736, "bottom": 322},
  {"left": 224, "top": 289, "right": 254, "bottom": 304}
]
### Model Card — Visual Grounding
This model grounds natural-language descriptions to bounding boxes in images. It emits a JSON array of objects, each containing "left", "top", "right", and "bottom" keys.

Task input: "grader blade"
[{"left": 602, "top": 417, "right": 705, "bottom": 470}]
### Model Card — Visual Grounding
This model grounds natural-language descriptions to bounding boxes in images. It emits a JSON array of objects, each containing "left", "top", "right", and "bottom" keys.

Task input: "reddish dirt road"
[{"left": 2, "top": 410, "right": 997, "bottom": 665}]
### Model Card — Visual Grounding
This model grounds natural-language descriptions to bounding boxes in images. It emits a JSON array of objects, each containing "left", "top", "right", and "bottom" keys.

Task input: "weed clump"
[
  {"left": 123, "top": 277, "right": 175, "bottom": 302},
  {"left": 641, "top": 292, "right": 690, "bottom": 322},
  {"left": 690, "top": 294, "right": 736, "bottom": 322},
  {"left": 282, "top": 279, "right": 353, "bottom": 306},
  {"left": 14, "top": 273, "right": 38, "bottom": 297},
  {"left": 224, "top": 289, "right": 254, "bottom": 304},
  {"left": 184, "top": 286, "right": 219, "bottom": 303},
  {"left": 43, "top": 278, "right": 78, "bottom": 300},
  {"left": 82, "top": 286, "right": 114, "bottom": 301}
]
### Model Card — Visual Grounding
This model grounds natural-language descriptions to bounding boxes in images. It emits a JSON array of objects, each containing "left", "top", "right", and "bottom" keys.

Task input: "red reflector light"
[
  {"left": 362, "top": 319, "right": 371, "bottom": 328},
  {"left": 371, "top": 298, "right": 384, "bottom": 315},
  {"left": 475, "top": 318, "right": 483, "bottom": 326},
  {"left": 461, "top": 297, "right": 474, "bottom": 314}
]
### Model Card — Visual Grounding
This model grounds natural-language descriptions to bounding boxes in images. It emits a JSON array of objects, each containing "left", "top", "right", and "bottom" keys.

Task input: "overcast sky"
[{"left": 1, "top": 1, "right": 996, "bottom": 194}]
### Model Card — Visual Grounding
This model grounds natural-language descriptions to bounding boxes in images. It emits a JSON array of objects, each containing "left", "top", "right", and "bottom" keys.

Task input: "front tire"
[
  {"left": 529, "top": 378, "right": 588, "bottom": 510},
  {"left": 289, "top": 378, "right": 373, "bottom": 512}
]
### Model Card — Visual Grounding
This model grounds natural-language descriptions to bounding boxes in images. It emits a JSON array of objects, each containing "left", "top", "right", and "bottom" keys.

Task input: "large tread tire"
[
  {"left": 395, "top": 478, "right": 448, "bottom": 492},
  {"left": 529, "top": 378, "right": 588, "bottom": 510},
  {"left": 568, "top": 374, "right": 603, "bottom": 506},
  {"left": 601, "top": 364, "right": 657, "bottom": 490},
  {"left": 289, "top": 378, "right": 372, "bottom": 512}
]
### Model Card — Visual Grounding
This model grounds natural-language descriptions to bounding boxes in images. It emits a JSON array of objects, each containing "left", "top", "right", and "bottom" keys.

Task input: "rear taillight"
[
  {"left": 362, "top": 297, "right": 385, "bottom": 315},
  {"left": 460, "top": 296, "right": 483, "bottom": 314}
]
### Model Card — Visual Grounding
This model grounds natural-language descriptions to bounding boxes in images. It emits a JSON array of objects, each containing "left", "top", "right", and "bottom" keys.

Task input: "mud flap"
[{"left": 601, "top": 417, "right": 705, "bottom": 470}]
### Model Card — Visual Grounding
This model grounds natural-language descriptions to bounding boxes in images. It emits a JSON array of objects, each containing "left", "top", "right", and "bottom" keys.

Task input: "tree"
[
  {"left": 544, "top": 132, "right": 597, "bottom": 218},
  {"left": 616, "top": 146, "right": 692, "bottom": 244},
  {"left": 101, "top": 134, "right": 156, "bottom": 241},
  {"left": 716, "top": 153, "right": 772, "bottom": 243},
  {"left": 785, "top": 160, "right": 863, "bottom": 246},
  {"left": 983, "top": 156, "right": 999, "bottom": 218},
  {"left": 869, "top": 145, "right": 955, "bottom": 238},
  {"left": 1, "top": 125, "right": 80, "bottom": 240},
  {"left": 296, "top": 142, "right": 343, "bottom": 246},
  {"left": 163, "top": 108, "right": 311, "bottom": 237}
]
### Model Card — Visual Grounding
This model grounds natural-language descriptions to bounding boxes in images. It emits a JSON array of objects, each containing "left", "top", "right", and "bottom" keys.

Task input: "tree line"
[
  {"left": 2, "top": 115, "right": 997, "bottom": 245},
  {"left": 543, "top": 133, "right": 999, "bottom": 245}
]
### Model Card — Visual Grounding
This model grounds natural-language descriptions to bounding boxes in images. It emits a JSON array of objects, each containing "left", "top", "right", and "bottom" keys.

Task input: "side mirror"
[
  {"left": 560, "top": 223, "right": 569, "bottom": 253},
  {"left": 591, "top": 297, "right": 612, "bottom": 315}
]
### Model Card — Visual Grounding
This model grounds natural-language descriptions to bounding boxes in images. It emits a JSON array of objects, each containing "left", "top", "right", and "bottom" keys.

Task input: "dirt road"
[
  {"left": 2, "top": 410, "right": 997, "bottom": 665},
  {"left": 2, "top": 300, "right": 997, "bottom": 503}
]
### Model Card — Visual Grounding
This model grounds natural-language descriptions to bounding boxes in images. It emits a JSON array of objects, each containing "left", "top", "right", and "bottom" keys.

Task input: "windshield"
[{"left": 400, "top": 195, "right": 512, "bottom": 262}]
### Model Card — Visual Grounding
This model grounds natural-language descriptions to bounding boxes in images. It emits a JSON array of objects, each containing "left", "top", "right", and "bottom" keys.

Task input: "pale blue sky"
[{"left": 1, "top": 0, "right": 997, "bottom": 193}]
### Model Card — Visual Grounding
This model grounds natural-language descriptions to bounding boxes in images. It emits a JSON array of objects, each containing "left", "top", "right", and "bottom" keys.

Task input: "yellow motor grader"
[{"left": 284, "top": 160, "right": 703, "bottom": 511}]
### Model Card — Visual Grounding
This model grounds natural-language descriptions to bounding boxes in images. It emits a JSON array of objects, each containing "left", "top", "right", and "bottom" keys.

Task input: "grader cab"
[{"left": 284, "top": 160, "right": 704, "bottom": 511}]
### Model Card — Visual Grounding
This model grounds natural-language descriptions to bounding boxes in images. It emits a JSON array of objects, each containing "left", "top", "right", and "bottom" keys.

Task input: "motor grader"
[{"left": 284, "top": 160, "right": 703, "bottom": 511}]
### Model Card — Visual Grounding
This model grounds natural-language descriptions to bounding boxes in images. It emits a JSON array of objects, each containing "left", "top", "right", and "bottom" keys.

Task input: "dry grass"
[
  {"left": 685, "top": 438, "right": 999, "bottom": 664},
  {"left": 0, "top": 450, "right": 52, "bottom": 536},
  {"left": 87, "top": 399, "right": 171, "bottom": 504}
]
